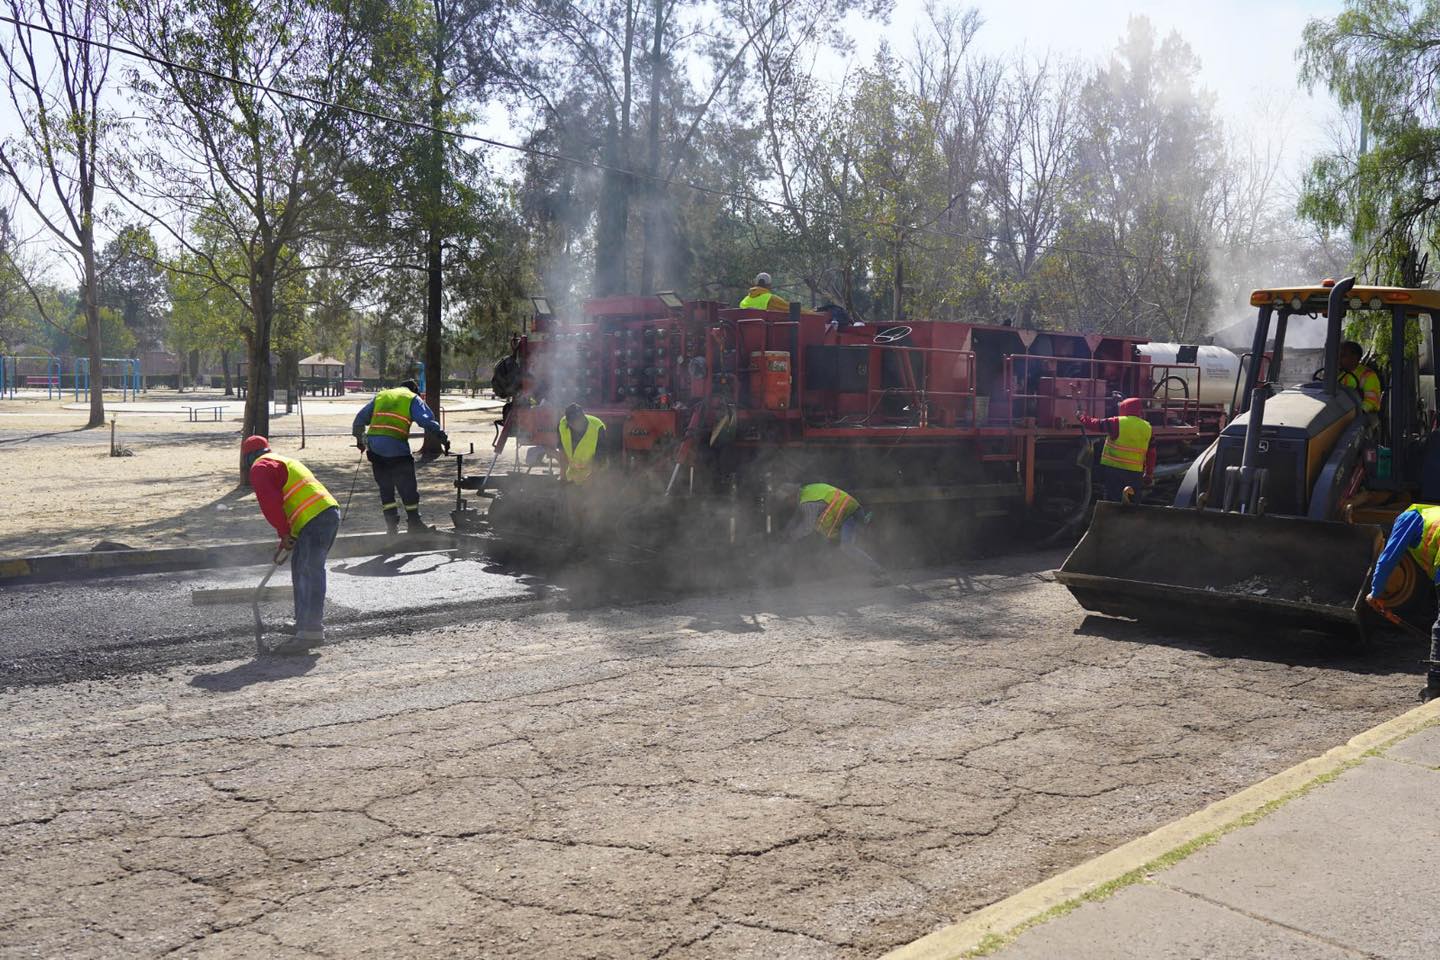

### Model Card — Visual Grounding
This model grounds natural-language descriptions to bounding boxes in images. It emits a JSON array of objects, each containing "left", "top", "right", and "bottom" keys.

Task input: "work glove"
[
  {"left": 437, "top": 430, "right": 450, "bottom": 452},
  {"left": 355, "top": 435, "right": 367, "bottom": 452}
]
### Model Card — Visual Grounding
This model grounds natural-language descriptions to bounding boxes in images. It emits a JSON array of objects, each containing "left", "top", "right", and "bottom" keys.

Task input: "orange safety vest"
[
  {"left": 799, "top": 483, "right": 862, "bottom": 540},
  {"left": 366, "top": 387, "right": 415, "bottom": 441},
  {"left": 1099, "top": 415, "right": 1152, "bottom": 473},
  {"left": 258, "top": 453, "right": 338, "bottom": 536}
]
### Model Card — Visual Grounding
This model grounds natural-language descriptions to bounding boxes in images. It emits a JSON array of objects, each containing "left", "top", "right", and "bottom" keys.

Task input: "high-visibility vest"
[
  {"left": 366, "top": 388, "right": 414, "bottom": 441},
  {"left": 1405, "top": 504, "right": 1440, "bottom": 577},
  {"left": 799, "top": 483, "right": 861, "bottom": 540},
  {"left": 558, "top": 414, "right": 605, "bottom": 483},
  {"left": 739, "top": 288, "right": 789, "bottom": 311},
  {"left": 1340, "top": 365, "right": 1382, "bottom": 413},
  {"left": 258, "top": 453, "right": 338, "bottom": 536},
  {"left": 1099, "top": 415, "right": 1152, "bottom": 473}
]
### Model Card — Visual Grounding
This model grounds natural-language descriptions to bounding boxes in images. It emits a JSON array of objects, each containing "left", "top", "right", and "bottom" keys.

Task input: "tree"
[
  {"left": 0, "top": 0, "right": 112, "bottom": 426},
  {"left": 99, "top": 225, "right": 168, "bottom": 352},
  {"left": 1299, "top": 0, "right": 1440, "bottom": 278},
  {"left": 118, "top": 0, "right": 384, "bottom": 477},
  {"left": 1056, "top": 17, "right": 1225, "bottom": 339}
]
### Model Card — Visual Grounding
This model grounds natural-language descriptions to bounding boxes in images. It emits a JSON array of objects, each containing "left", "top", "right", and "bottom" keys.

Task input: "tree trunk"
[
  {"left": 423, "top": 225, "right": 443, "bottom": 456},
  {"left": 638, "top": 0, "right": 665, "bottom": 295},
  {"left": 421, "top": 17, "right": 446, "bottom": 458},
  {"left": 81, "top": 236, "right": 105, "bottom": 427},
  {"left": 892, "top": 241, "right": 904, "bottom": 322},
  {"left": 594, "top": 121, "right": 630, "bottom": 296},
  {"left": 221, "top": 348, "right": 233, "bottom": 395},
  {"left": 240, "top": 260, "right": 275, "bottom": 482}
]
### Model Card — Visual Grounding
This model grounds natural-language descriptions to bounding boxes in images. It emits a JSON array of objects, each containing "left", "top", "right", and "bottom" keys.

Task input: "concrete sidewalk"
[{"left": 892, "top": 703, "right": 1440, "bottom": 960}]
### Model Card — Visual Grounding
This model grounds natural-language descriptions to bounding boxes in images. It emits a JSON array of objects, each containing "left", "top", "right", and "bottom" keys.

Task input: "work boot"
[
  {"left": 271, "top": 629, "right": 323, "bottom": 655},
  {"left": 406, "top": 513, "right": 435, "bottom": 534},
  {"left": 1422, "top": 671, "right": 1440, "bottom": 703},
  {"left": 384, "top": 509, "right": 400, "bottom": 536}
]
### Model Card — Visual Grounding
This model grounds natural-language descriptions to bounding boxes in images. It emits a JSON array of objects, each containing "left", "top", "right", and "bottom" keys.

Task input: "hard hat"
[
  {"left": 400, "top": 378, "right": 420, "bottom": 393},
  {"left": 241, "top": 435, "right": 270, "bottom": 455},
  {"left": 755, "top": 272, "right": 771, "bottom": 288},
  {"left": 1118, "top": 398, "right": 1143, "bottom": 417}
]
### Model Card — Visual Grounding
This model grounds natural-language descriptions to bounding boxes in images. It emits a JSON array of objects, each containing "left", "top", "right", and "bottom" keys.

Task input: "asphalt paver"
[{"left": 0, "top": 550, "right": 1425, "bottom": 958}]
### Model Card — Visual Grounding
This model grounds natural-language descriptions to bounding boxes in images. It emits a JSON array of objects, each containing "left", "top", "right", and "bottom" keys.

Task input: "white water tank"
[{"left": 1134, "top": 343, "right": 1242, "bottom": 409}]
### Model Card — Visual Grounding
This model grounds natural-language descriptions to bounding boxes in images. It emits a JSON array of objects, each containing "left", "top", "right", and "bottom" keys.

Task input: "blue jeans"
[
  {"left": 1099, "top": 466, "right": 1142, "bottom": 502},
  {"left": 292, "top": 507, "right": 339, "bottom": 630},
  {"left": 838, "top": 516, "right": 881, "bottom": 572}
]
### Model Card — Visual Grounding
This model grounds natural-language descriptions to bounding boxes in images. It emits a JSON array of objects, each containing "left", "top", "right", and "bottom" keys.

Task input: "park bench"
[
  {"left": 343, "top": 379, "right": 363, "bottom": 393},
  {"left": 24, "top": 376, "right": 59, "bottom": 387},
  {"left": 183, "top": 405, "right": 225, "bottom": 422}
]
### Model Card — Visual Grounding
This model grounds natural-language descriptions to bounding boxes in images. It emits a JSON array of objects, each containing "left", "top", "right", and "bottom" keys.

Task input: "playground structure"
[
  {"left": 73, "top": 357, "right": 143, "bottom": 402},
  {"left": 0, "top": 355, "right": 144, "bottom": 401},
  {"left": 0, "top": 356, "right": 63, "bottom": 399}
]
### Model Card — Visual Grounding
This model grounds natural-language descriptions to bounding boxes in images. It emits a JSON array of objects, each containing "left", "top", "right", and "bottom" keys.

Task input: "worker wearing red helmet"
[
  {"left": 1078, "top": 398, "right": 1155, "bottom": 502},
  {"left": 242, "top": 435, "right": 340, "bottom": 651}
]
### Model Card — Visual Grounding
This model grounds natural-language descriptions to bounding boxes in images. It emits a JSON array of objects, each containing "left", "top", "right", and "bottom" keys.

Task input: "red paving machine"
[{"left": 459, "top": 296, "right": 1237, "bottom": 560}]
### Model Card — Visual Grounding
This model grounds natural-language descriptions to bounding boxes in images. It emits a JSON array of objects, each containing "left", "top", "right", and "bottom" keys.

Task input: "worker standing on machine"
[
  {"left": 1368, "top": 504, "right": 1440, "bottom": 702},
  {"left": 1078, "top": 398, "right": 1155, "bottom": 502},
  {"left": 1338, "top": 340, "right": 1383, "bottom": 415},
  {"left": 781, "top": 483, "right": 888, "bottom": 583},
  {"left": 243, "top": 435, "right": 340, "bottom": 652},
  {"left": 739, "top": 272, "right": 789, "bottom": 311},
  {"left": 352, "top": 378, "right": 449, "bottom": 534}
]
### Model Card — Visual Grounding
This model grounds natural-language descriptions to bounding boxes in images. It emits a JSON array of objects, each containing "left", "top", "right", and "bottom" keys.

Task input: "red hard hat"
[
  {"left": 241, "top": 435, "right": 270, "bottom": 455},
  {"left": 1118, "top": 398, "right": 1143, "bottom": 417}
]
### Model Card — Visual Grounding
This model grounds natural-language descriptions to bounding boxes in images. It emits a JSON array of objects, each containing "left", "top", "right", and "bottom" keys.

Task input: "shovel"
[{"left": 253, "top": 545, "right": 291, "bottom": 655}]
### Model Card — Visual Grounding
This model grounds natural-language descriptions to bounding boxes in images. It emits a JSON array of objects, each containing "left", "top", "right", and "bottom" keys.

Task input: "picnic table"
[{"left": 183, "top": 404, "right": 225, "bottom": 422}]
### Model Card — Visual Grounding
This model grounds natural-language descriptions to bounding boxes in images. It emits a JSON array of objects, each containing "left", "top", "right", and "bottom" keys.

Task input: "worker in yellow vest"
[
  {"left": 352, "top": 378, "right": 449, "bottom": 534},
  {"left": 1368, "top": 503, "right": 1440, "bottom": 701},
  {"left": 557, "top": 403, "right": 607, "bottom": 484},
  {"left": 1079, "top": 397, "right": 1155, "bottom": 502},
  {"left": 739, "top": 272, "right": 789, "bottom": 311},
  {"left": 1338, "top": 341, "right": 1382, "bottom": 415},
  {"left": 782, "top": 482, "right": 887, "bottom": 583},
  {"left": 243, "top": 435, "right": 340, "bottom": 651}
]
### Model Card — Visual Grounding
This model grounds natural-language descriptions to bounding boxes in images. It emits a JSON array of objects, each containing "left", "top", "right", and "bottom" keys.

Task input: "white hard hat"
[{"left": 755, "top": 272, "right": 771, "bottom": 287}]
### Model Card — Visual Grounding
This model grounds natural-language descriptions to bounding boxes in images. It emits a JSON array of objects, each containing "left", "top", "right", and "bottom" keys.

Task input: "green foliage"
[{"left": 1300, "top": 0, "right": 1440, "bottom": 278}]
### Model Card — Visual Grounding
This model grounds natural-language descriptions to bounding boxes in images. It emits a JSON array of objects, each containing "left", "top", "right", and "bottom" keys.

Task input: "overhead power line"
[{"left": 1, "top": 12, "right": 1280, "bottom": 268}]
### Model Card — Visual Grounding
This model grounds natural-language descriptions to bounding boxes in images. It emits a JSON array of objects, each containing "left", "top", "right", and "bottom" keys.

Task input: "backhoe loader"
[{"left": 1058, "top": 277, "right": 1440, "bottom": 639}]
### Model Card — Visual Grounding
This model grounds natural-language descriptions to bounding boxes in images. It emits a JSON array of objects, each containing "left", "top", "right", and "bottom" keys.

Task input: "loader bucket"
[{"left": 1057, "top": 502, "right": 1383, "bottom": 638}]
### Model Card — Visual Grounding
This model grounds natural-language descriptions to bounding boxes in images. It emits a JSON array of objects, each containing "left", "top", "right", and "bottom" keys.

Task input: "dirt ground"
[{"left": 0, "top": 390, "right": 503, "bottom": 556}]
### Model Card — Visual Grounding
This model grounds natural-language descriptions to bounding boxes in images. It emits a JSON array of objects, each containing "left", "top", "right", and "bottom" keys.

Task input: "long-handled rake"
[{"left": 252, "top": 545, "right": 292, "bottom": 655}]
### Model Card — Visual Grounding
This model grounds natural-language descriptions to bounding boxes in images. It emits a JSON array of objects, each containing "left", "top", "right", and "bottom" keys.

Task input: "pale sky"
[{"left": 862, "top": 0, "right": 1347, "bottom": 181}]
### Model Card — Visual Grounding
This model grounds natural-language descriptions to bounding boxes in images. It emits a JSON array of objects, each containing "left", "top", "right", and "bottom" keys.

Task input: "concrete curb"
[
  {"left": 0, "top": 530, "right": 460, "bottom": 586},
  {"left": 882, "top": 696, "right": 1440, "bottom": 960}
]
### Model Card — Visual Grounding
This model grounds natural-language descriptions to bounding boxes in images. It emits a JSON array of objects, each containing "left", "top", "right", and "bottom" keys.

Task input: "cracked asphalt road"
[{"left": 0, "top": 549, "right": 1423, "bottom": 959}]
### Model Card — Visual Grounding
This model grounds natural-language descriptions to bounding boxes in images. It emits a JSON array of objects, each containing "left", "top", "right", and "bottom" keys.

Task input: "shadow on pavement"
[
  {"left": 1074, "top": 613, "right": 1423, "bottom": 674},
  {"left": 189, "top": 653, "right": 320, "bottom": 691},
  {"left": 333, "top": 552, "right": 459, "bottom": 578}
]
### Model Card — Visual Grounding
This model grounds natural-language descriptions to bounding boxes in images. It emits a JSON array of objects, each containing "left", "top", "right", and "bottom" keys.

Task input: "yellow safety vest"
[
  {"left": 799, "top": 483, "right": 861, "bottom": 540},
  {"left": 1406, "top": 504, "right": 1440, "bottom": 577},
  {"left": 558, "top": 414, "right": 605, "bottom": 484},
  {"left": 259, "top": 453, "right": 338, "bottom": 536},
  {"left": 366, "top": 387, "right": 414, "bottom": 441},
  {"left": 1099, "top": 415, "right": 1152, "bottom": 473},
  {"left": 739, "top": 288, "right": 789, "bottom": 311},
  {"left": 1340, "top": 365, "right": 1382, "bottom": 413}
]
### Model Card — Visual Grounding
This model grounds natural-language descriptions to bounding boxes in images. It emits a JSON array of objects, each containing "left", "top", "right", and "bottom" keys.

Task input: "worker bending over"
[
  {"left": 1079, "top": 398, "right": 1155, "bottom": 502},
  {"left": 557, "top": 403, "right": 607, "bottom": 484},
  {"left": 739, "top": 272, "right": 789, "bottom": 311},
  {"left": 783, "top": 482, "right": 887, "bottom": 583},
  {"left": 1369, "top": 503, "right": 1440, "bottom": 702},
  {"left": 352, "top": 378, "right": 449, "bottom": 534},
  {"left": 1338, "top": 341, "right": 1382, "bottom": 414},
  {"left": 243, "top": 435, "right": 339, "bottom": 652}
]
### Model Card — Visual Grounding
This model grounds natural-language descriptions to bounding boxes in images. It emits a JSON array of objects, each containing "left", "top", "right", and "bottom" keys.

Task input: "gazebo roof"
[{"left": 299, "top": 354, "right": 345, "bottom": 366}]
